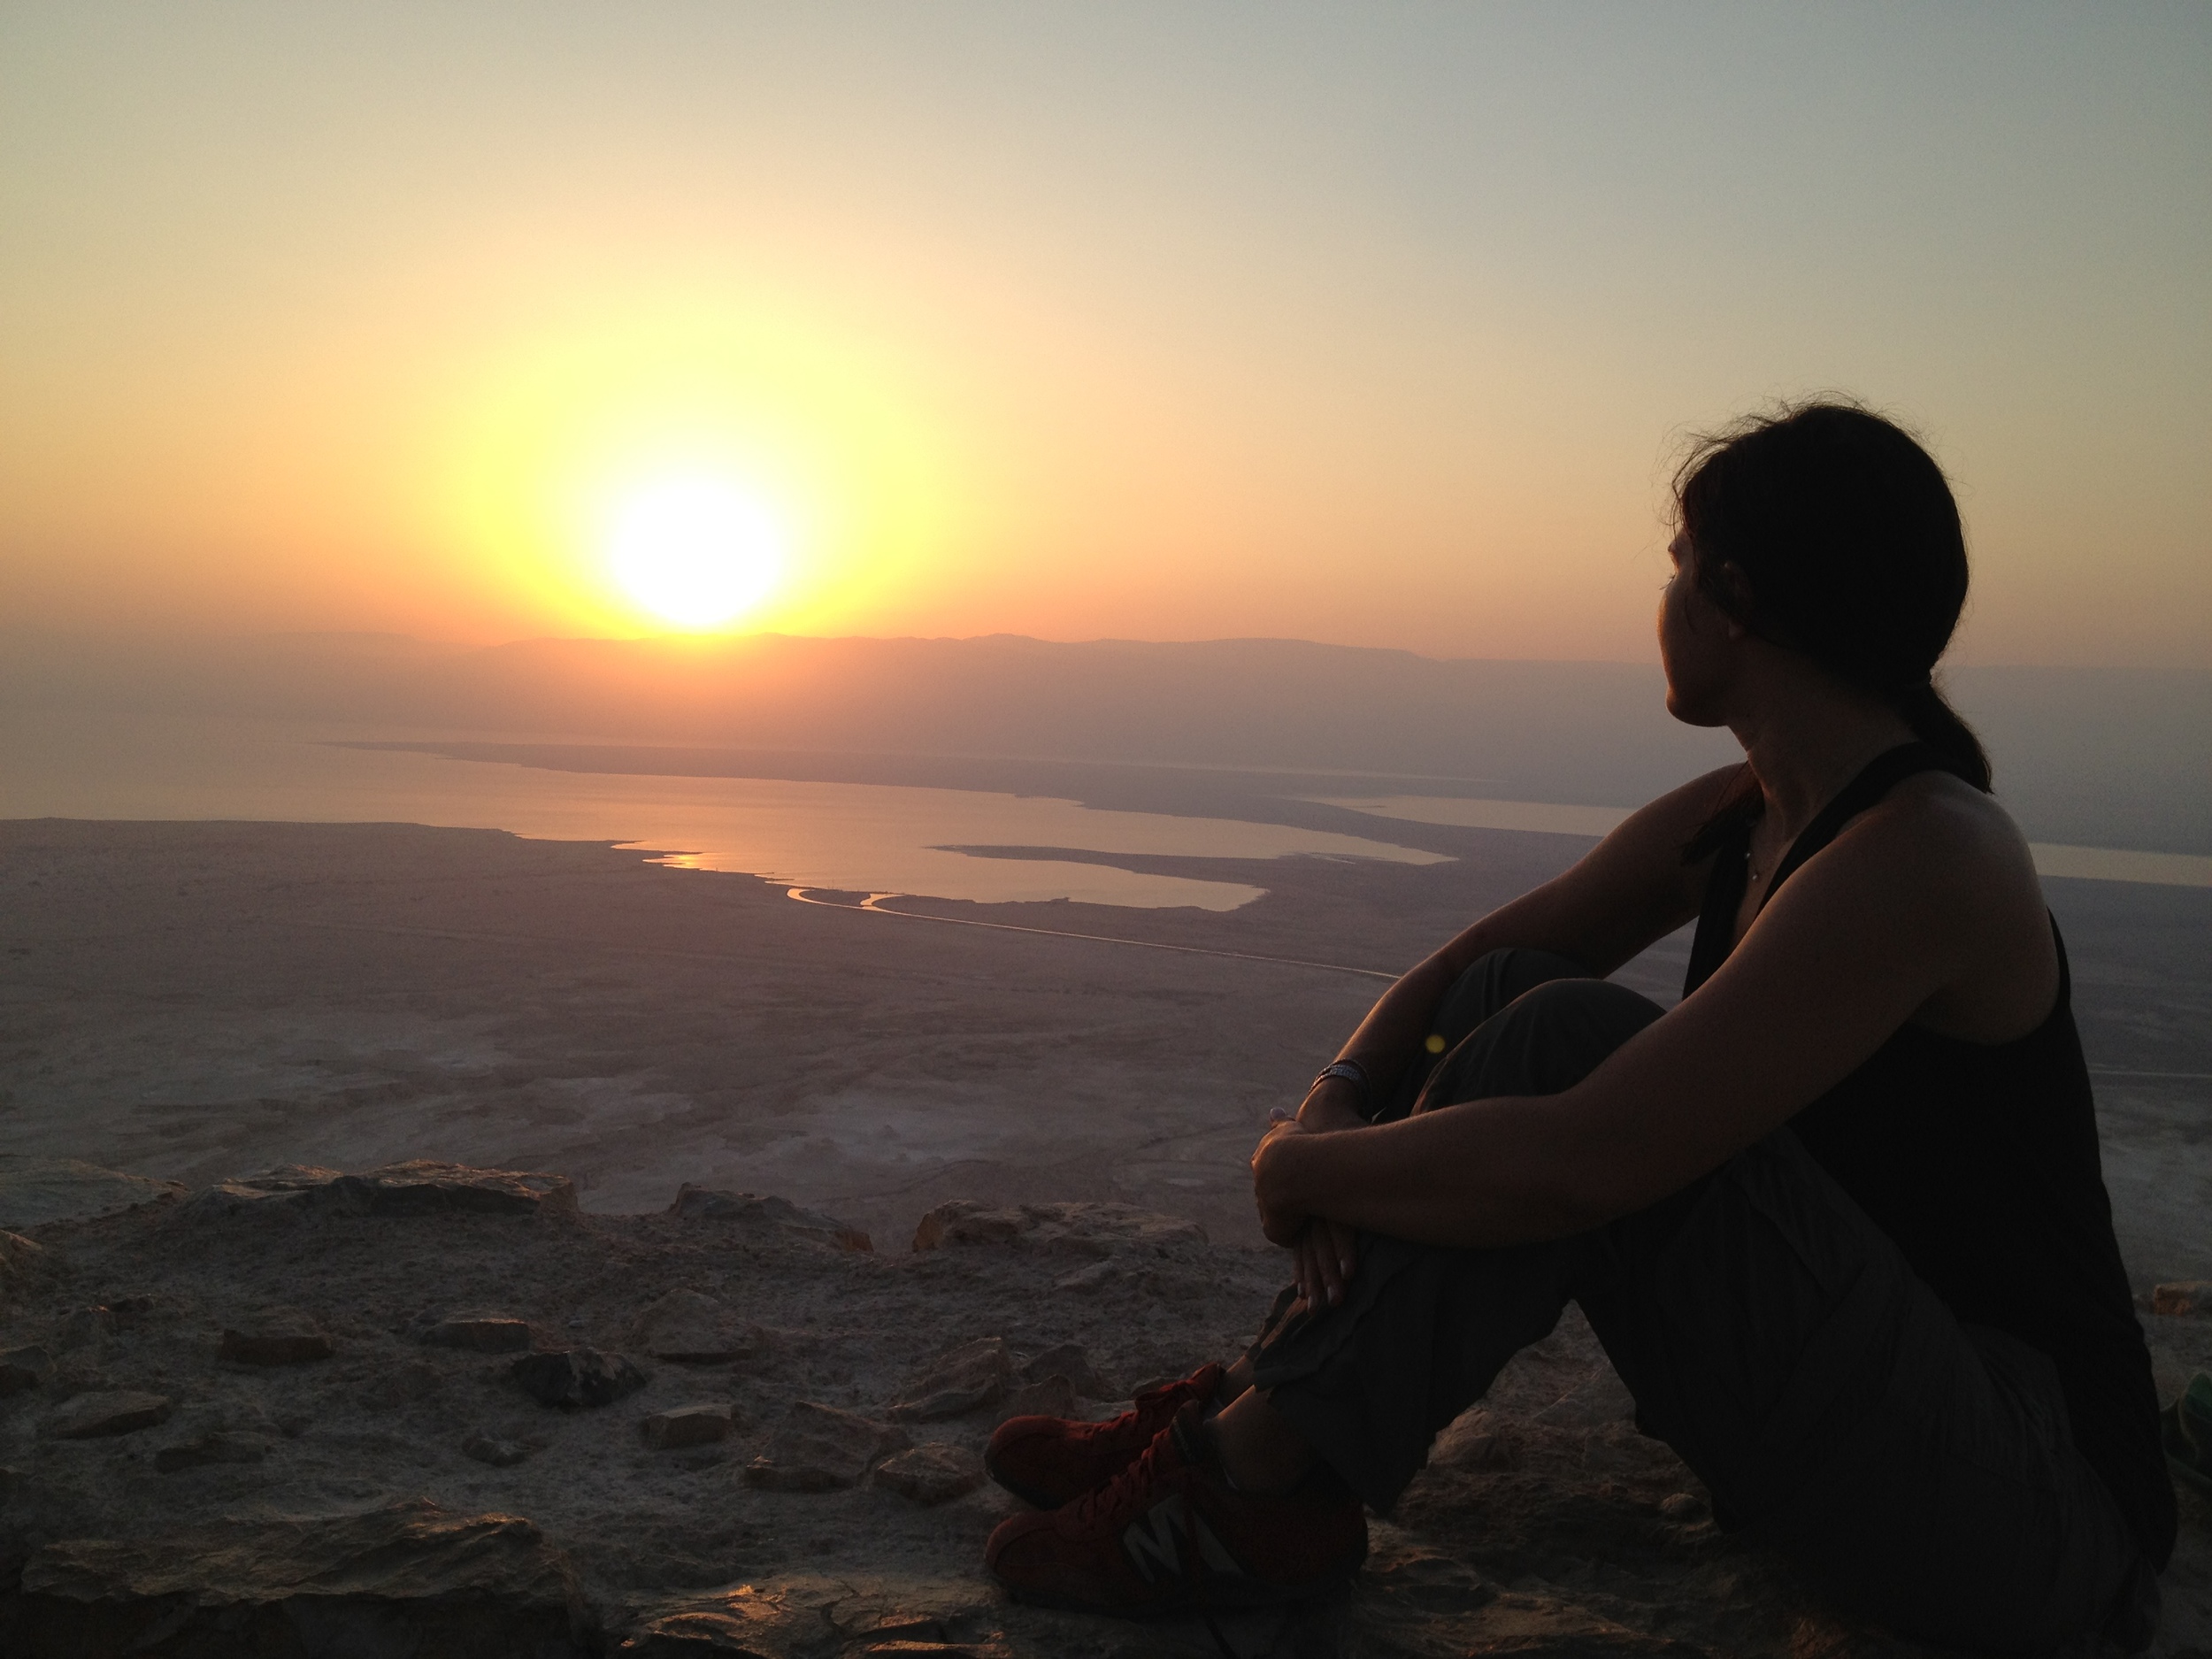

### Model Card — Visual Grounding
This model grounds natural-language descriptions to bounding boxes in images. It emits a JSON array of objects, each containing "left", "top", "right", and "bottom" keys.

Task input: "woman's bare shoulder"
[{"left": 1851, "top": 771, "right": 2041, "bottom": 897}]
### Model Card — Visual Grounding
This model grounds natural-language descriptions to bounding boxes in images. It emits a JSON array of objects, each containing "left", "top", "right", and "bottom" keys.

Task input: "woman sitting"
[{"left": 980, "top": 403, "right": 2171, "bottom": 1653}]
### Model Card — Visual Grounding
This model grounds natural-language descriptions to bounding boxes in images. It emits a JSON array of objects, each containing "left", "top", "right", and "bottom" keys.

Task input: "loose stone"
[
  {"left": 419, "top": 1313, "right": 534, "bottom": 1353},
  {"left": 627, "top": 1288, "right": 769, "bottom": 1366},
  {"left": 873, "top": 1442, "right": 985, "bottom": 1506},
  {"left": 2153, "top": 1281, "right": 2210, "bottom": 1317},
  {"left": 219, "top": 1310, "right": 334, "bottom": 1366},
  {"left": 640, "top": 1402, "right": 735, "bottom": 1449},
  {"left": 461, "top": 1428, "right": 530, "bottom": 1467},
  {"left": 743, "top": 1402, "right": 909, "bottom": 1492},
  {"left": 46, "top": 1390, "right": 173, "bottom": 1440},
  {"left": 889, "top": 1337, "right": 1011, "bottom": 1422},
  {"left": 511, "top": 1347, "right": 649, "bottom": 1409},
  {"left": 0, "top": 1344, "right": 55, "bottom": 1396}
]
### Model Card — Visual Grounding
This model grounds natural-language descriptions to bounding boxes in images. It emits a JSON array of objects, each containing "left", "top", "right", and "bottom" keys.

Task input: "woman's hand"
[{"left": 1254, "top": 1103, "right": 1363, "bottom": 1308}]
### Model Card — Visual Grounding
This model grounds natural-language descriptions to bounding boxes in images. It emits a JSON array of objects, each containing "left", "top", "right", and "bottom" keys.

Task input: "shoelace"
[{"left": 1068, "top": 1420, "right": 1176, "bottom": 1530}]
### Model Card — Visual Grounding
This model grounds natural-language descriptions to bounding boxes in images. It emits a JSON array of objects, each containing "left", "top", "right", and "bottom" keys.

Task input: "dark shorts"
[{"left": 1247, "top": 950, "right": 2161, "bottom": 1654}]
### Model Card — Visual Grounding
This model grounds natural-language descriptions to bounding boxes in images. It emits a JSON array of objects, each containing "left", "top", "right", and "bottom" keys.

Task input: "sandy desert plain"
[{"left": 0, "top": 768, "right": 2207, "bottom": 1656}]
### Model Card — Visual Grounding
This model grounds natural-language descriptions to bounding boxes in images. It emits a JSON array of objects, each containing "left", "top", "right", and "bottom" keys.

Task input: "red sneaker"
[
  {"left": 984, "top": 1401, "right": 1367, "bottom": 1616},
  {"left": 986, "top": 1362, "right": 1225, "bottom": 1509}
]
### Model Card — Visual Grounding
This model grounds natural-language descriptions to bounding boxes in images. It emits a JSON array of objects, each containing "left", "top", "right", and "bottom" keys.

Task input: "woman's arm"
[
  {"left": 1261, "top": 780, "right": 2045, "bottom": 1248},
  {"left": 1303, "top": 766, "right": 1743, "bottom": 1126}
]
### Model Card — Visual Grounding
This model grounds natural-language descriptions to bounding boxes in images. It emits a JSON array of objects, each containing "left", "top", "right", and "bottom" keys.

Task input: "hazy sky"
[{"left": 4, "top": 3, "right": 2206, "bottom": 664}]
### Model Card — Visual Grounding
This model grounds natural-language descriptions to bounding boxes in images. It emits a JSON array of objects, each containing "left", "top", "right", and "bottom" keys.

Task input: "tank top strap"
[{"left": 1681, "top": 741, "right": 1971, "bottom": 997}]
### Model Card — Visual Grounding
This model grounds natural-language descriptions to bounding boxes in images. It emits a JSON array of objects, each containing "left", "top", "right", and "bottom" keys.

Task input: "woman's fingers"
[{"left": 1326, "top": 1217, "right": 1359, "bottom": 1286}]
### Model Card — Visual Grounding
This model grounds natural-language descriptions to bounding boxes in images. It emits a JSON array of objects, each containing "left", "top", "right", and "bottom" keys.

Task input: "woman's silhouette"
[{"left": 982, "top": 403, "right": 2170, "bottom": 1652}]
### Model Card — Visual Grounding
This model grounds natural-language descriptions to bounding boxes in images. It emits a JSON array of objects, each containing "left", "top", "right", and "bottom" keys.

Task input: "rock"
[
  {"left": 1019, "top": 1340, "right": 1113, "bottom": 1400},
  {"left": 1659, "top": 1490, "right": 1708, "bottom": 1522},
  {"left": 512, "top": 1348, "right": 649, "bottom": 1409},
  {"left": 2154, "top": 1281, "right": 2211, "bottom": 1317},
  {"left": 628, "top": 1289, "right": 771, "bottom": 1365},
  {"left": 618, "top": 1586, "right": 790, "bottom": 1655},
  {"left": 873, "top": 1443, "right": 985, "bottom": 1506},
  {"left": 667, "top": 1185, "right": 872, "bottom": 1252},
  {"left": 154, "top": 1432, "right": 271, "bottom": 1473},
  {"left": 0, "top": 1157, "right": 185, "bottom": 1229},
  {"left": 420, "top": 1312, "right": 534, "bottom": 1353},
  {"left": 742, "top": 1402, "right": 910, "bottom": 1492},
  {"left": 641, "top": 1403, "right": 735, "bottom": 1449},
  {"left": 463, "top": 1429, "right": 531, "bottom": 1467},
  {"left": 888, "top": 1337, "right": 1012, "bottom": 1421},
  {"left": 45, "top": 1391, "right": 173, "bottom": 1440},
  {"left": 9, "top": 1498, "right": 591, "bottom": 1656},
  {"left": 994, "top": 1373, "right": 1077, "bottom": 1426},
  {"left": 219, "top": 1309, "right": 334, "bottom": 1366},
  {"left": 53, "top": 1305, "right": 116, "bottom": 1352},
  {"left": 186, "top": 1161, "right": 576, "bottom": 1221},
  {"left": 910, "top": 1199, "right": 1204, "bottom": 1257},
  {"left": 341, "top": 1160, "right": 578, "bottom": 1217},
  {"left": 0, "top": 1344, "right": 55, "bottom": 1396},
  {"left": 1362, "top": 1548, "right": 1494, "bottom": 1614}
]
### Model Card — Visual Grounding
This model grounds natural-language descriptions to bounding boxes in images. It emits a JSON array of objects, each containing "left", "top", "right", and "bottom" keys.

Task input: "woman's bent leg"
[
  {"left": 1254, "top": 972, "right": 2158, "bottom": 1648},
  {"left": 1585, "top": 1131, "right": 2160, "bottom": 1649},
  {"left": 1249, "top": 973, "right": 1666, "bottom": 1508}
]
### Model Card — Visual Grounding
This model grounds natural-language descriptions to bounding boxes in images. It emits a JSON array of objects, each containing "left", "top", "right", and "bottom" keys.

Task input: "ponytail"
[{"left": 1899, "top": 680, "right": 1991, "bottom": 792}]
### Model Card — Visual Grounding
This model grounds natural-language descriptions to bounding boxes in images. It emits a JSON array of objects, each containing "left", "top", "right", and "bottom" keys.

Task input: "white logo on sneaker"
[{"left": 1122, "top": 1496, "right": 1238, "bottom": 1583}]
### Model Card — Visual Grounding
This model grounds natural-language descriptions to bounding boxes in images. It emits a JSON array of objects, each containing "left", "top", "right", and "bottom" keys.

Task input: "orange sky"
[{"left": 2, "top": 4, "right": 2207, "bottom": 665}]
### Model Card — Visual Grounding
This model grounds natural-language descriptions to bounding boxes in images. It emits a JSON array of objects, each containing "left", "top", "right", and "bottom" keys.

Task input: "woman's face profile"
[{"left": 1658, "top": 532, "right": 1732, "bottom": 727}]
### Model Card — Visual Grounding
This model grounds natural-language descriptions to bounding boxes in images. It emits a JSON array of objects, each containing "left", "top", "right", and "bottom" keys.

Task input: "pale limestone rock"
[
  {"left": 743, "top": 1402, "right": 909, "bottom": 1492},
  {"left": 2154, "top": 1280, "right": 2211, "bottom": 1317},
  {"left": 1018, "top": 1340, "right": 1113, "bottom": 1400},
  {"left": 667, "top": 1185, "right": 872, "bottom": 1252},
  {"left": 873, "top": 1443, "right": 985, "bottom": 1507},
  {"left": 219, "top": 1309, "right": 334, "bottom": 1366},
  {"left": 462, "top": 1428, "right": 530, "bottom": 1467},
  {"left": 627, "top": 1289, "right": 770, "bottom": 1366},
  {"left": 910, "top": 1199, "right": 1204, "bottom": 1257},
  {"left": 187, "top": 1162, "right": 575, "bottom": 1221},
  {"left": 888, "top": 1337, "right": 1010, "bottom": 1422},
  {"left": 640, "top": 1402, "right": 735, "bottom": 1450},
  {"left": 45, "top": 1390, "right": 172, "bottom": 1440},
  {"left": 12, "top": 1499, "right": 589, "bottom": 1656}
]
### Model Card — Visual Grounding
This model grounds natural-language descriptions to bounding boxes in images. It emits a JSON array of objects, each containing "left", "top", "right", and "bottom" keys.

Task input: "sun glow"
[
  {"left": 424, "top": 281, "right": 964, "bottom": 641},
  {"left": 606, "top": 477, "right": 786, "bottom": 629}
]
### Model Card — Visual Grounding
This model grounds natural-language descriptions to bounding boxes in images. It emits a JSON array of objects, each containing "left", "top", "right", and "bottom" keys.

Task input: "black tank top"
[{"left": 1683, "top": 743, "right": 2175, "bottom": 1566}]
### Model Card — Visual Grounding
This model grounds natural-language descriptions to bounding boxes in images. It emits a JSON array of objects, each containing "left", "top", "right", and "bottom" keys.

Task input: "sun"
[{"left": 605, "top": 477, "right": 786, "bottom": 630}]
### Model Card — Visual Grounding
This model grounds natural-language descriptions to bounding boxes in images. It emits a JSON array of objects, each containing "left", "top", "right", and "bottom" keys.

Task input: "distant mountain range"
[{"left": 4, "top": 630, "right": 2206, "bottom": 852}]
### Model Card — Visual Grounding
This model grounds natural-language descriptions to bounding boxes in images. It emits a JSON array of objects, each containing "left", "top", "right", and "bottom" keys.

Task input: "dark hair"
[{"left": 1675, "top": 400, "right": 1991, "bottom": 792}]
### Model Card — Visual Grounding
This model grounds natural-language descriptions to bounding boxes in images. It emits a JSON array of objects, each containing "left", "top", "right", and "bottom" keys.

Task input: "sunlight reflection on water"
[{"left": 0, "top": 713, "right": 1442, "bottom": 910}]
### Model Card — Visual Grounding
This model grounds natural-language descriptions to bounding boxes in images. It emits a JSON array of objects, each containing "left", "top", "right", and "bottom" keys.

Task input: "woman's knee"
[
  {"left": 1432, "top": 948, "right": 1595, "bottom": 1045},
  {"left": 1426, "top": 977, "right": 1663, "bottom": 1106}
]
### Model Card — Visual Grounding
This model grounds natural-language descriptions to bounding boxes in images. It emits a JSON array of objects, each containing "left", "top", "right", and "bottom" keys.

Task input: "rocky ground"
[{"left": 0, "top": 1160, "right": 2207, "bottom": 1658}]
